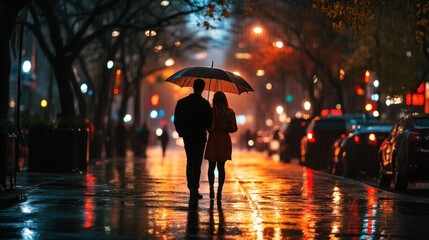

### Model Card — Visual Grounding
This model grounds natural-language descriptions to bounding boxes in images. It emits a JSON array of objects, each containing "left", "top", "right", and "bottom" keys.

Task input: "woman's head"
[{"left": 213, "top": 91, "right": 228, "bottom": 108}]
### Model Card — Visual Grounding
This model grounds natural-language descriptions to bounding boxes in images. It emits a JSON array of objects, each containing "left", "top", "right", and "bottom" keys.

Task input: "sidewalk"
[{"left": 2, "top": 146, "right": 428, "bottom": 239}]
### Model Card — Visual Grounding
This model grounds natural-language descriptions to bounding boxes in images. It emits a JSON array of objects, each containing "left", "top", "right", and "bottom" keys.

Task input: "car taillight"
[
  {"left": 307, "top": 132, "right": 315, "bottom": 143},
  {"left": 353, "top": 135, "right": 361, "bottom": 143},
  {"left": 368, "top": 133, "right": 377, "bottom": 145}
]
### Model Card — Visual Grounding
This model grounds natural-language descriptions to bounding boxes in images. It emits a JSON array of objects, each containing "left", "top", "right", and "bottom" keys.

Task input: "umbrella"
[{"left": 165, "top": 66, "right": 254, "bottom": 96}]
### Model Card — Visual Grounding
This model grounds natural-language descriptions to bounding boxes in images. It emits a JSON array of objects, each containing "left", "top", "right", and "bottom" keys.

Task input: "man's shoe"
[{"left": 190, "top": 193, "right": 203, "bottom": 199}]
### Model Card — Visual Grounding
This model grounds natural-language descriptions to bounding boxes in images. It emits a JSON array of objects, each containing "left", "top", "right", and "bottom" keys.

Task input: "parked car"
[
  {"left": 280, "top": 117, "right": 312, "bottom": 162},
  {"left": 331, "top": 123, "right": 393, "bottom": 179},
  {"left": 378, "top": 113, "right": 429, "bottom": 191},
  {"left": 301, "top": 114, "right": 376, "bottom": 172}
]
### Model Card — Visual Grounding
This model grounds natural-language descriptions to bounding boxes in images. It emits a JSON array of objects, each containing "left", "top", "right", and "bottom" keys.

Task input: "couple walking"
[{"left": 174, "top": 79, "right": 238, "bottom": 200}]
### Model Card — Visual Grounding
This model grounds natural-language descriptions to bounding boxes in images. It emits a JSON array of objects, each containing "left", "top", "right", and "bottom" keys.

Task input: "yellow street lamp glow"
[
  {"left": 40, "top": 99, "right": 48, "bottom": 108},
  {"left": 9, "top": 100, "right": 15, "bottom": 108},
  {"left": 155, "top": 45, "right": 163, "bottom": 52},
  {"left": 253, "top": 26, "right": 263, "bottom": 34},
  {"left": 160, "top": 0, "right": 169, "bottom": 6},
  {"left": 365, "top": 103, "right": 373, "bottom": 111},
  {"left": 266, "top": 83, "right": 272, "bottom": 90},
  {"left": 339, "top": 69, "right": 345, "bottom": 80},
  {"left": 111, "top": 31, "right": 120, "bottom": 37},
  {"left": 273, "top": 41, "right": 284, "bottom": 48},
  {"left": 265, "top": 119, "right": 273, "bottom": 127},
  {"left": 165, "top": 58, "right": 174, "bottom": 66},
  {"left": 303, "top": 101, "right": 311, "bottom": 111},
  {"left": 256, "top": 69, "right": 265, "bottom": 76},
  {"left": 276, "top": 106, "right": 284, "bottom": 115},
  {"left": 145, "top": 30, "right": 157, "bottom": 37}
]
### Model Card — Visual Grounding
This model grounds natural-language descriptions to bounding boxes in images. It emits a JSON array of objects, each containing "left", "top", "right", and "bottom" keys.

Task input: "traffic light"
[
  {"left": 115, "top": 69, "right": 122, "bottom": 80},
  {"left": 365, "top": 102, "right": 373, "bottom": 112},
  {"left": 364, "top": 70, "right": 370, "bottom": 83},
  {"left": 113, "top": 69, "right": 122, "bottom": 95},
  {"left": 150, "top": 94, "right": 160, "bottom": 106}
]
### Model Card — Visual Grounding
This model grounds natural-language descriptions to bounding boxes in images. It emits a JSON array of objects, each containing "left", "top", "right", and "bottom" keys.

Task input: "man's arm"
[{"left": 174, "top": 102, "right": 183, "bottom": 137}]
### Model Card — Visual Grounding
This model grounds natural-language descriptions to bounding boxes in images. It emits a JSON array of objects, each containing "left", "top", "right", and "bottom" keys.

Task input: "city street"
[{"left": 1, "top": 146, "right": 429, "bottom": 239}]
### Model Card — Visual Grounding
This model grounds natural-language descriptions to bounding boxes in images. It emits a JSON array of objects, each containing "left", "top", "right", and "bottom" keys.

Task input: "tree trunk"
[
  {"left": 68, "top": 67, "right": 87, "bottom": 117},
  {"left": 53, "top": 57, "right": 76, "bottom": 119}
]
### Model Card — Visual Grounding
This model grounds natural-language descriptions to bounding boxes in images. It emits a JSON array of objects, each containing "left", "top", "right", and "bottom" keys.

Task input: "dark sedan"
[
  {"left": 378, "top": 113, "right": 429, "bottom": 191},
  {"left": 300, "top": 114, "right": 376, "bottom": 172},
  {"left": 332, "top": 123, "right": 393, "bottom": 179},
  {"left": 280, "top": 117, "right": 311, "bottom": 162}
]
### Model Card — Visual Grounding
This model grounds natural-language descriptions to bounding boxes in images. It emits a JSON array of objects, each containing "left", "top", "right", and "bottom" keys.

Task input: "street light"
[
  {"left": 253, "top": 26, "right": 263, "bottom": 34},
  {"left": 165, "top": 58, "right": 174, "bottom": 66},
  {"left": 22, "top": 60, "right": 31, "bottom": 73},
  {"left": 273, "top": 41, "right": 284, "bottom": 48},
  {"left": 276, "top": 105, "right": 284, "bottom": 115},
  {"left": 40, "top": 99, "right": 48, "bottom": 108},
  {"left": 107, "top": 60, "right": 114, "bottom": 69},
  {"left": 256, "top": 69, "right": 265, "bottom": 76},
  {"left": 303, "top": 101, "right": 311, "bottom": 111}
]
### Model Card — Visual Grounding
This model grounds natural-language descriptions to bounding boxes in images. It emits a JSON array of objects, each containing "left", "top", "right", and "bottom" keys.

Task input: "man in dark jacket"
[{"left": 174, "top": 79, "right": 212, "bottom": 199}]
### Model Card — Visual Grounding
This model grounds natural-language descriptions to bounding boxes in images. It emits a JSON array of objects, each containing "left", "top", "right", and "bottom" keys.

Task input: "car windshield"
[
  {"left": 316, "top": 119, "right": 345, "bottom": 130},
  {"left": 414, "top": 118, "right": 429, "bottom": 128}
]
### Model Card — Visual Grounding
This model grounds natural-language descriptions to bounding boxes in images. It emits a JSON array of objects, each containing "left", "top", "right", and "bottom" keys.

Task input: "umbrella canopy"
[{"left": 165, "top": 66, "right": 254, "bottom": 95}]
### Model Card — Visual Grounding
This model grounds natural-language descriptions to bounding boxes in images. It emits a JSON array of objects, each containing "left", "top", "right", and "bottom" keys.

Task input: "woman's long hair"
[{"left": 212, "top": 91, "right": 230, "bottom": 128}]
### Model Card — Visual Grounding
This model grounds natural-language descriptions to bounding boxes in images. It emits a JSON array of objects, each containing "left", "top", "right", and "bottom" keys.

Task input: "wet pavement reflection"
[{"left": 1, "top": 147, "right": 429, "bottom": 239}]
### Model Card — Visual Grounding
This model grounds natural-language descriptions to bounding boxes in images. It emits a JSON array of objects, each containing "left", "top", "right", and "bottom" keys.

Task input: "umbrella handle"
[{"left": 207, "top": 60, "right": 214, "bottom": 100}]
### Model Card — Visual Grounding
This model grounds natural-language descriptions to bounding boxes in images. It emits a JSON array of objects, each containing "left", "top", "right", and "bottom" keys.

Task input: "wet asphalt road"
[{"left": 1, "top": 146, "right": 429, "bottom": 239}]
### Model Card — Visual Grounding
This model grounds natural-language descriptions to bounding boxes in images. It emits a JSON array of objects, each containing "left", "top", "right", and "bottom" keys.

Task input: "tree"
[
  {"left": 312, "top": 0, "right": 429, "bottom": 42},
  {"left": 0, "top": 1, "right": 30, "bottom": 120},
  {"left": 314, "top": 0, "right": 429, "bottom": 96},
  {"left": 23, "top": 0, "right": 232, "bottom": 121},
  {"left": 230, "top": 0, "right": 350, "bottom": 118}
]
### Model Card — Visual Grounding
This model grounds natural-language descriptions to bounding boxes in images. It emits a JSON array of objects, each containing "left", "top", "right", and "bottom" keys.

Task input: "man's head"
[{"left": 193, "top": 79, "right": 205, "bottom": 94}]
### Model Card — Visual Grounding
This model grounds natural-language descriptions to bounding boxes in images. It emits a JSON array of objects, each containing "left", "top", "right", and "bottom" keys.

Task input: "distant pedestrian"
[
  {"left": 158, "top": 125, "right": 170, "bottom": 157},
  {"left": 204, "top": 91, "right": 238, "bottom": 201},
  {"left": 174, "top": 79, "right": 212, "bottom": 200},
  {"left": 136, "top": 123, "right": 149, "bottom": 158}
]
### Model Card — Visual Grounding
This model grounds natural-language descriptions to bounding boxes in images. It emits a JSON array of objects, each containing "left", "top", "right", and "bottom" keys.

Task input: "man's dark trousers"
[{"left": 184, "top": 139, "right": 206, "bottom": 195}]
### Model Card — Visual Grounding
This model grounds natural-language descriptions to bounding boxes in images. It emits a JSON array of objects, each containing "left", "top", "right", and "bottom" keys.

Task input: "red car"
[{"left": 378, "top": 113, "right": 429, "bottom": 191}]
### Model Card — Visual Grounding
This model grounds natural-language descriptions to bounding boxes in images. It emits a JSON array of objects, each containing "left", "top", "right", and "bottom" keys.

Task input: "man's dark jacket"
[{"left": 174, "top": 93, "right": 212, "bottom": 142}]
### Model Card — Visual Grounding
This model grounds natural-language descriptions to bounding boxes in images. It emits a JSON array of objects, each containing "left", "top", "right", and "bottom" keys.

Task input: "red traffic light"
[{"left": 150, "top": 94, "right": 160, "bottom": 106}]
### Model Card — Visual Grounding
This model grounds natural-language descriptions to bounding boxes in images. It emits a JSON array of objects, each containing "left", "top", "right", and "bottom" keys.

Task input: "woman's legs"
[
  {"left": 208, "top": 161, "right": 216, "bottom": 198},
  {"left": 217, "top": 161, "right": 226, "bottom": 200}
]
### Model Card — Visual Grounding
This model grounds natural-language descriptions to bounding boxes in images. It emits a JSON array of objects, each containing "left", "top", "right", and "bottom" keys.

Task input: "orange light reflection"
[{"left": 84, "top": 173, "right": 96, "bottom": 228}]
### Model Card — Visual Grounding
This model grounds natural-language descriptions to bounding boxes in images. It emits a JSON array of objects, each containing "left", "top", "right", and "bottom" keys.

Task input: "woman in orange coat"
[{"left": 204, "top": 91, "right": 238, "bottom": 200}]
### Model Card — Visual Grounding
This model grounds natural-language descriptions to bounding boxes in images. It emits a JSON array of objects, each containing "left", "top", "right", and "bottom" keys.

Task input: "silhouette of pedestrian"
[
  {"left": 158, "top": 125, "right": 169, "bottom": 157},
  {"left": 174, "top": 79, "right": 212, "bottom": 200},
  {"left": 137, "top": 122, "right": 150, "bottom": 158},
  {"left": 204, "top": 91, "right": 238, "bottom": 201}
]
